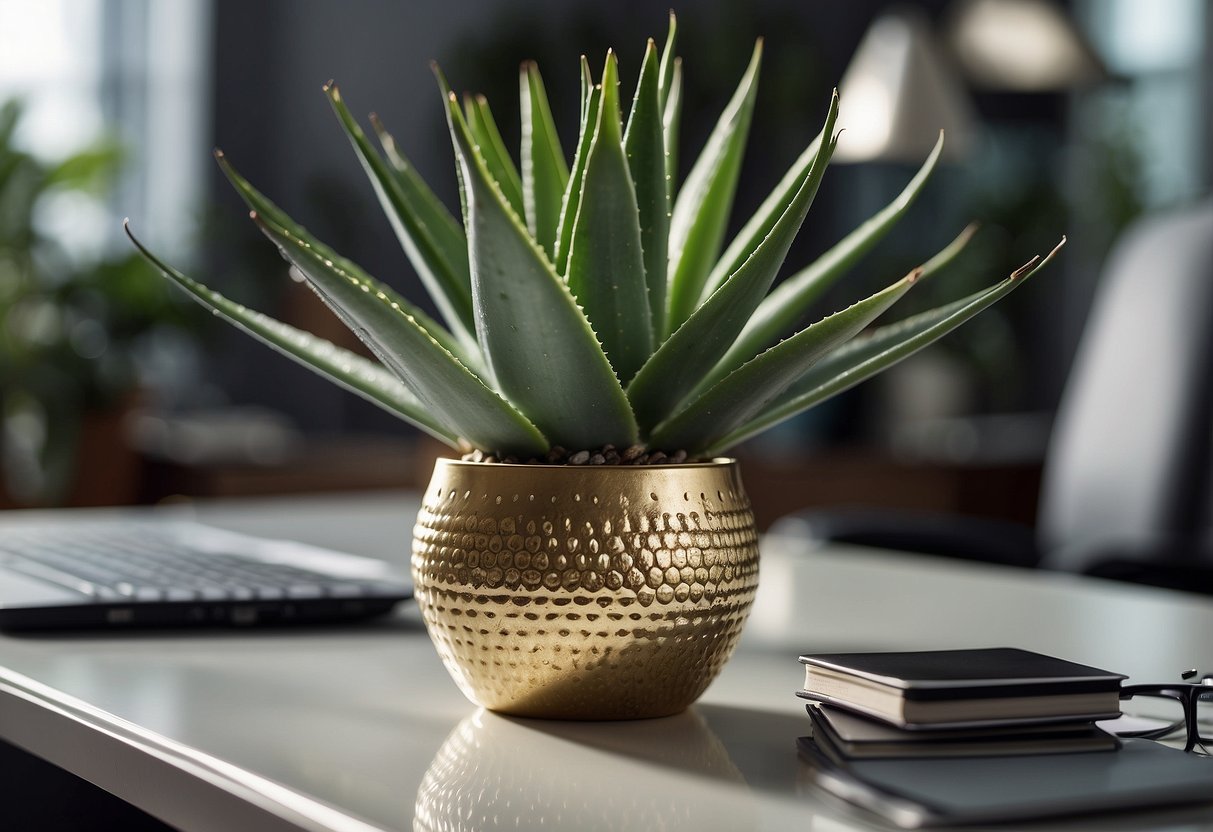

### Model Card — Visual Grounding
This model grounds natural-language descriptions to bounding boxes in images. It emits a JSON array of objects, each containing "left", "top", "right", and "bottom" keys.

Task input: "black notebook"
[
  {"left": 798, "top": 736, "right": 1213, "bottom": 828},
  {"left": 806, "top": 704, "right": 1119, "bottom": 761},
  {"left": 797, "top": 648, "right": 1125, "bottom": 729}
]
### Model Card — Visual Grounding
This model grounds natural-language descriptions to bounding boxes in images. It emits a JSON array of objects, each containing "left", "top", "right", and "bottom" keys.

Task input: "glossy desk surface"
[{"left": 2, "top": 492, "right": 1213, "bottom": 832}]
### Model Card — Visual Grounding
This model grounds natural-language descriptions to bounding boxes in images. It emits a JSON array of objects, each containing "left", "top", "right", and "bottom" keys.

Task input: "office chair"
[{"left": 773, "top": 201, "right": 1213, "bottom": 589}]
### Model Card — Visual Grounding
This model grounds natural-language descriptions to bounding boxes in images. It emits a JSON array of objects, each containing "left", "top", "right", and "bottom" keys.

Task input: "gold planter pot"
[{"left": 412, "top": 458, "right": 760, "bottom": 720}]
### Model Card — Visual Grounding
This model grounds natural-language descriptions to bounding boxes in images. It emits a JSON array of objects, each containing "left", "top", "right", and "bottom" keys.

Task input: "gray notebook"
[{"left": 798, "top": 737, "right": 1213, "bottom": 828}]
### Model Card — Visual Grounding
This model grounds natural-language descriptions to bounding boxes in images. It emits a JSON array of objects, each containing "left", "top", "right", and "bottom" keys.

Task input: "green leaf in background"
[
  {"left": 124, "top": 222, "right": 461, "bottom": 447},
  {"left": 567, "top": 51, "right": 651, "bottom": 384},
  {"left": 323, "top": 83, "right": 477, "bottom": 349},
  {"left": 369, "top": 112, "right": 473, "bottom": 304},
  {"left": 214, "top": 147, "right": 481, "bottom": 373},
  {"left": 520, "top": 62, "right": 569, "bottom": 257},
  {"left": 624, "top": 39, "right": 670, "bottom": 344},
  {"left": 444, "top": 90, "right": 639, "bottom": 449},
  {"left": 579, "top": 54, "right": 593, "bottom": 126},
  {"left": 657, "top": 11, "right": 681, "bottom": 190},
  {"left": 627, "top": 94, "right": 839, "bottom": 433},
  {"left": 429, "top": 64, "right": 470, "bottom": 228},
  {"left": 664, "top": 40, "right": 762, "bottom": 337},
  {"left": 696, "top": 134, "right": 823, "bottom": 308},
  {"left": 715, "top": 132, "right": 947, "bottom": 380},
  {"left": 650, "top": 270, "right": 918, "bottom": 453},
  {"left": 44, "top": 142, "right": 124, "bottom": 193},
  {"left": 253, "top": 213, "right": 549, "bottom": 455},
  {"left": 657, "top": 10, "right": 677, "bottom": 111},
  {"left": 554, "top": 83, "right": 603, "bottom": 276},
  {"left": 463, "top": 93, "right": 526, "bottom": 220},
  {"left": 663, "top": 56, "right": 683, "bottom": 196},
  {"left": 706, "top": 239, "right": 1066, "bottom": 454}
]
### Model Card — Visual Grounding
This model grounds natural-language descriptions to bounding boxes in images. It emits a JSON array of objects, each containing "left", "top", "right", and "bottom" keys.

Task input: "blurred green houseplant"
[{"left": 0, "top": 100, "right": 195, "bottom": 505}]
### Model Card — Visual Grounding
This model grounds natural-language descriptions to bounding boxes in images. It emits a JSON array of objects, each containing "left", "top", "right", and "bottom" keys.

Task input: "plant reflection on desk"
[{"left": 414, "top": 708, "right": 755, "bottom": 831}]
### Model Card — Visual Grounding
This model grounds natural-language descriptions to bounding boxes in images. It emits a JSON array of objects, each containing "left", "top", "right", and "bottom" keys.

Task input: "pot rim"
[{"left": 434, "top": 456, "right": 738, "bottom": 472}]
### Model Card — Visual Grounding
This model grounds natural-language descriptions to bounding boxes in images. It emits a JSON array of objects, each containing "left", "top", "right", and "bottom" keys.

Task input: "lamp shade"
[
  {"left": 946, "top": 0, "right": 1109, "bottom": 91},
  {"left": 835, "top": 9, "right": 977, "bottom": 164}
]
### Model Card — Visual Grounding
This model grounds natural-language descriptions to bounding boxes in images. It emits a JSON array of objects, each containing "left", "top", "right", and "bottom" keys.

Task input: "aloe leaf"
[
  {"left": 664, "top": 41, "right": 762, "bottom": 337},
  {"left": 714, "top": 132, "right": 946, "bottom": 379},
  {"left": 579, "top": 54, "right": 593, "bottom": 126},
  {"left": 566, "top": 53, "right": 652, "bottom": 384},
  {"left": 125, "top": 222, "right": 461, "bottom": 447},
  {"left": 214, "top": 148, "right": 481, "bottom": 372},
  {"left": 430, "top": 64, "right": 469, "bottom": 227},
  {"left": 627, "top": 95, "right": 839, "bottom": 432},
  {"left": 368, "top": 112, "right": 471, "bottom": 293},
  {"left": 213, "top": 149, "right": 358, "bottom": 274},
  {"left": 917, "top": 221, "right": 979, "bottom": 277},
  {"left": 706, "top": 240, "right": 1066, "bottom": 454},
  {"left": 253, "top": 212, "right": 549, "bottom": 456},
  {"left": 650, "top": 270, "right": 918, "bottom": 453},
  {"left": 463, "top": 93, "right": 525, "bottom": 220},
  {"left": 554, "top": 84, "right": 602, "bottom": 276},
  {"left": 663, "top": 57, "right": 683, "bottom": 194},
  {"left": 624, "top": 39, "right": 670, "bottom": 343},
  {"left": 444, "top": 91, "right": 639, "bottom": 449},
  {"left": 658, "top": 10, "right": 677, "bottom": 110},
  {"left": 696, "top": 135, "right": 822, "bottom": 308},
  {"left": 324, "top": 84, "right": 475, "bottom": 344},
  {"left": 520, "top": 62, "right": 570, "bottom": 257},
  {"left": 695, "top": 214, "right": 975, "bottom": 400}
]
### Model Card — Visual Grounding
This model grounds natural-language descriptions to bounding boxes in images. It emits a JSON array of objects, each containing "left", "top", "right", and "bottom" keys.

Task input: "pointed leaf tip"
[{"left": 1011, "top": 255, "right": 1042, "bottom": 280}]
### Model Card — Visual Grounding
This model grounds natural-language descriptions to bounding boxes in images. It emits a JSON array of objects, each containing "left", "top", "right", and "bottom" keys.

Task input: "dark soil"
[{"left": 459, "top": 445, "right": 700, "bottom": 465}]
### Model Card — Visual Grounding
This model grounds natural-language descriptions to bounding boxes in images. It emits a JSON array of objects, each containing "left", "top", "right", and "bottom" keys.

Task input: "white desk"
[{"left": 2, "top": 492, "right": 1213, "bottom": 831}]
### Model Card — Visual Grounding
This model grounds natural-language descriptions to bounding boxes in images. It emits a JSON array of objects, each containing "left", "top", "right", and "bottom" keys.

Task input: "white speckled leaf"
[
  {"left": 706, "top": 239, "right": 1065, "bottom": 453},
  {"left": 125, "top": 222, "right": 461, "bottom": 447},
  {"left": 444, "top": 91, "right": 639, "bottom": 449},
  {"left": 253, "top": 214, "right": 549, "bottom": 456},
  {"left": 650, "top": 271, "right": 918, "bottom": 453}
]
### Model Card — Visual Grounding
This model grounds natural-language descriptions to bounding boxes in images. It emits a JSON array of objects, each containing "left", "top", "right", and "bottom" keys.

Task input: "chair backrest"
[{"left": 1039, "top": 202, "right": 1213, "bottom": 570}]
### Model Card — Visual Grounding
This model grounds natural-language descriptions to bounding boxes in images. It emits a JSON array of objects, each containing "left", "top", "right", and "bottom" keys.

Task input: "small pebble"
[
  {"left": 546, "top": 446, "right": 567, "bottom": 464},
  {"left": 503, "top": 455, "right": 519, "bottom": 464},
  {"left": 622, "top": 445, "right": 645, "bottom": 462},
  {"left": 589, "top": 453, "right": 606, "bottom": 465},
  {"left": 483, "top": 455, "right": 497, "bottom": 464},
  {"left": 568, "top": 450, "right": 591, "bottom": 465},
  {"left": 648, "top": 451, "right": 668, "bottom": 464},
  {"left": 671, "top": 449, "right": 687, "bottom": 463}
]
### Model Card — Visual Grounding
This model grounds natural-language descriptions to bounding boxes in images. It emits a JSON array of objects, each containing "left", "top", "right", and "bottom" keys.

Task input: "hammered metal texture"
[{"left": 411, "top": 459, "right": 760, "bottom": 719}]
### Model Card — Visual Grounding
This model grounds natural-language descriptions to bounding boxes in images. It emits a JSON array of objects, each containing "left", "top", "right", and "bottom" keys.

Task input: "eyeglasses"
[{"left": 1116, "top": 670, "right": 1213, "bottom": 753}]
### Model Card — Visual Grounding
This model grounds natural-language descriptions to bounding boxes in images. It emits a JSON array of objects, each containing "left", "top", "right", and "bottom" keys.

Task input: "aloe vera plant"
[{"left": 126, "top": 13, "right": 1063, "bottom": 461}]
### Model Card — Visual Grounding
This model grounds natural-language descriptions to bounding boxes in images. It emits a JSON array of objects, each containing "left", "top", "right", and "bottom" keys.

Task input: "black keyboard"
[{"left": 0, "top": 522, "right": 413, "bottom": 630}]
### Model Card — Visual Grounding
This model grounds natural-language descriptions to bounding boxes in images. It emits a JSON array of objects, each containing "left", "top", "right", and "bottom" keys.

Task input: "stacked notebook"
[
  {"left": 795, "top": 649, "right": 1213, "bottom": 827},
  {"left": 797, "top": 647, "right": 1126, "bottom": 761}
]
